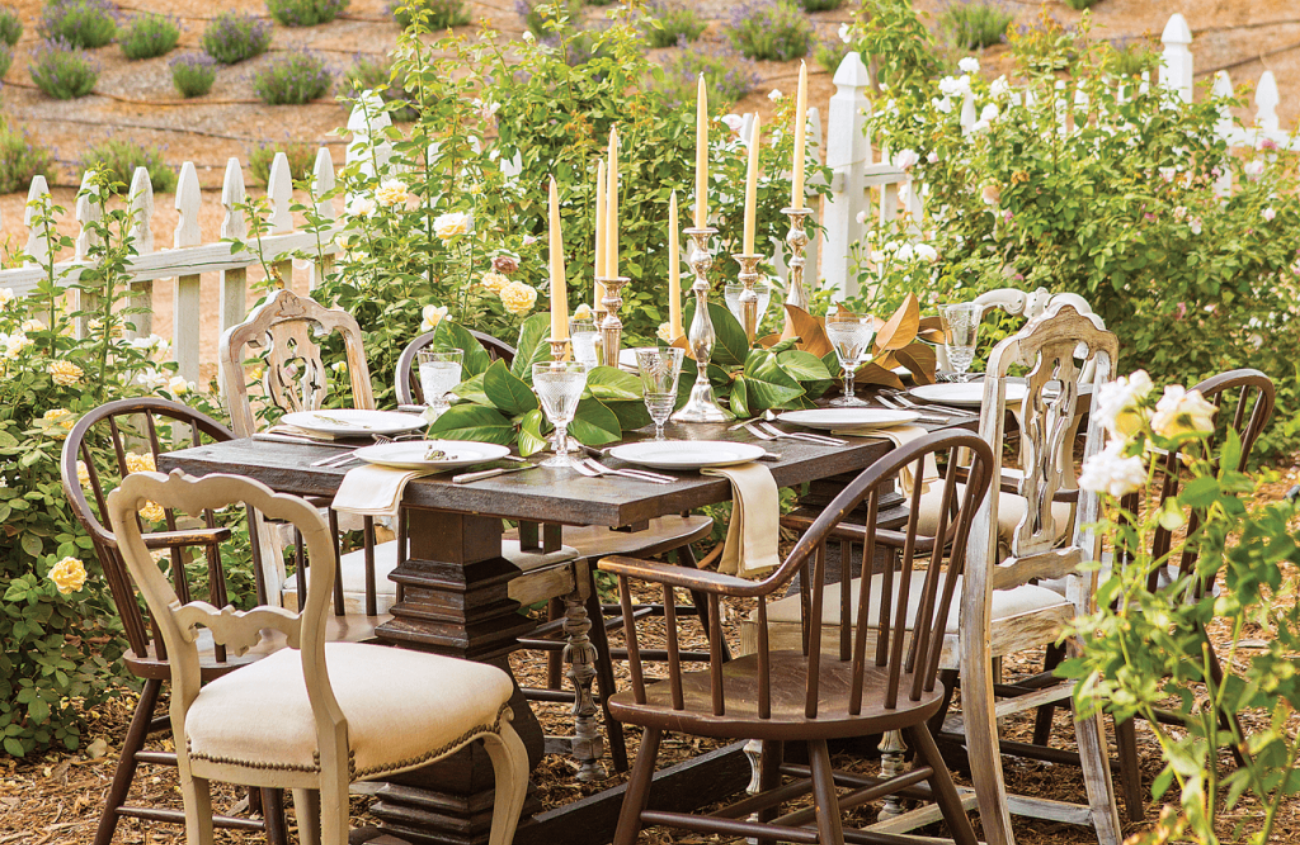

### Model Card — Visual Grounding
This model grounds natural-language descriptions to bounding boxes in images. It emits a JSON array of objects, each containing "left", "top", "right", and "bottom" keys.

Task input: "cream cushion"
[
  {"left": 185, "top": 641, "right": 514, "bottom": 779},
  {"left": 764, "top": 571, "right": 1070, "bottom": 634},
  {"left": 914, "top": 478, "right": 1074, "bottom": 559}
]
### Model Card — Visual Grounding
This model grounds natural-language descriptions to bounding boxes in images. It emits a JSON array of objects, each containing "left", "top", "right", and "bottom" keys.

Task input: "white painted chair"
[{"left": 106, "top": 468, "right": 528, "bottom": 845}]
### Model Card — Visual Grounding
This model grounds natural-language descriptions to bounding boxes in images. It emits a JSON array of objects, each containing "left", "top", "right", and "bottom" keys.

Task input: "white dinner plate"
[
  {"left": 618, "top": 349, "right": 639, "bottom": 372},
  {"left": 352, "top": 440, "right": 511, "bottom": 471},
  {"left": 907, "top": 382, "right": 1027, "bottom": 408},
  {"left": 607, "top": 440, "right": 768, "bottom": 470},
  {"left": 281, "top": 409, "right": 428, "bottom": 437},
  {"left": 776, "top": 408, "right": 920, "bottom": 431}
]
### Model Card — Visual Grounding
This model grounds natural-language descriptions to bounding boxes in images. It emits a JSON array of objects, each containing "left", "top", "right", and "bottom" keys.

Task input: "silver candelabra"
[
  {"left": 732, "top": 252, "right": 763, "bottom": 345},
  {"left": 672, "top": 227, "right": 733, "bottom": 423},
  {"left": 781, "top": 207, "right": 813, "bottom": 337},
  {"left": 596, "top": 276, "right": 628, "bottom": 370}
]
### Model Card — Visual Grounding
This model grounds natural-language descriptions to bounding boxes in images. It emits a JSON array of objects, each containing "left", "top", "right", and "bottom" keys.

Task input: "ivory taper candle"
[
  {"left": 668, "top": 190, "right": 682, "bottom": 338},
  {"left": 594, "top": 159, "right": 606, "bottom": 307},
  {"left": 606, "top": 128, "right": 619, "bottom": 280},
  {"left": 694, "top": 74, "right": 708, "bottom": 228},
  {"left": 791, "top": 60, "right": 808, "bottom": 209},
  {"left": 743, "top": 114, "right": 761, "bottom": 255},
  {"left": 549, "top": 176, "right": 568, "bottom": 342}
]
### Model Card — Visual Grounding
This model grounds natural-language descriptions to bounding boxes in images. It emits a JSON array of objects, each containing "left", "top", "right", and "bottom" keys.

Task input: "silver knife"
[{"left": 453, "top": 463, "right": 541, "bottom": 484}]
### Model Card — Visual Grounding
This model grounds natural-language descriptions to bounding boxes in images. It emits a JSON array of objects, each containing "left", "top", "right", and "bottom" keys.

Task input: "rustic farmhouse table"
[{"left": 159, "top": 416, "right": 968, "bottom": 845}]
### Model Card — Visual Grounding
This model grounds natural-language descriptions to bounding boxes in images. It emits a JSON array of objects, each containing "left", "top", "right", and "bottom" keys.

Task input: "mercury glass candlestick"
[
  {"left": 781, "top": 207, "right": 814, "bottom": 337},
  {"left": 548, "top": 337, "right": 572, "bottom": 362},
  {"left": 732, "top": 253, "right": 763, "bottom": 345},
  {"left": 672, "top": 226, "right": 734, "bottom": 423},
  {"left": 596, "top": 276, "right": 628, "bottom": 370}
]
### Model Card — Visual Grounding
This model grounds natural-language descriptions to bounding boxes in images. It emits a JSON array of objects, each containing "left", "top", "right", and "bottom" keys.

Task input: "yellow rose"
[
  {"left": 480, "top": 272, "right": 509, "bottom": 293},
  {"left": 42, "top": 408, "right": 75, "bottom": 439},
  {"left": 167, "top": 376, "right": 190, "bottom": 396},
  {"left": 125, "top": 452, "right": 156, "bottom": 474},
  {"left": 375, "top": 179, "right": 409, "bottom": 208},
  {"left": 76, "top": 460, "right": 91, "bottom": 487},
  {"left": 49, "top": 360, "right": 84, "bottom": 386},
  {"left": 49, "top": 557, "right": 87, "bottom": 596},
  {"left": 0, "top": 288, "right": 14, "bottom": 308},
  {"left": 139, "top": 501, "right": 167, "bottom": 524},
  {"left": 499, "top": 281, "right": 538, "bottom": 316},
  {"left": 433, "top": 212, "right": 471, "bottom": 240},
  {"left": 656, "top": 322, "right": 675, "bottom": 343},
  {"left": 573, "top": 303, "right": 594, "bottom": 321},
  {"left": 421, "top": 305, "right": 450, "bottom": 333},
  {"left": 1151, "top": 386, "right": 1217, "bottom": 439}
]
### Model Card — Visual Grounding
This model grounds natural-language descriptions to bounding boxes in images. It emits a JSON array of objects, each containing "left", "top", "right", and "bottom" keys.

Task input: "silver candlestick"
[
  {"left": 548, "top": 337, "right": 572, "bottom": 362},
  {"left": 781, "top": 207, "right": 814, "bottom": 338},
  {"left": 672, "top": 227, "right": 734, "bottom": 423},
  {"left": 732, "top": 252, "right": 763, "bottom": 345},
  {"left": 596, "top": 276, "right": 628, "bottom": 370}
]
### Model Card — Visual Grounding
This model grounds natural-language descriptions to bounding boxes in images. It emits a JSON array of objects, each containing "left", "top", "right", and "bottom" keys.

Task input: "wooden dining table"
[{"left": 159, "top": 410, "right": 978, "bottom": 845}]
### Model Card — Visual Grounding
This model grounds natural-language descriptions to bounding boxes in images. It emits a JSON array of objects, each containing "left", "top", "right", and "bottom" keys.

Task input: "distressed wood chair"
[
  {"left": 106, "top": 469, "right": 528, "bottom": 845},
  {"left": 60, "top": 397, "right": 289, "bottom": 845},
  {"left": 598, "top": 430, "right": 993, "bottom": 845}
]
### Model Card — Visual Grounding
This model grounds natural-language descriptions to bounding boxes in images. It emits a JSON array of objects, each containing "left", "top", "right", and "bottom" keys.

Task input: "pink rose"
[{"left": 493, "top": 254, "right": 520, "bottom": 274}]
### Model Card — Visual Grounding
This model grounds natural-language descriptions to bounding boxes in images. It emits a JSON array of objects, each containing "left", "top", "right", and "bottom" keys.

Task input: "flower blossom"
[
  {"left": 573, "top": 303, "right": 594, "bottom": 320},
  {"left": 838, "top": 23, "right": 852, "bottom": 43},
  {"left": 1094, "top": 370, "right": 1152, "bottom": 439},
  {"left": 958, "top": 56, "right": 980, "bottom": 74},
  {"left": 981, "top": 184, "right": 1001, "bottom": 206},
  {"left": 1258, "top": 138, "right": 1278, "bottom": 151},
  {"left": 1188, "top": 217, "right": 1203, "bottom": 235},
  {"left": 980, "top": 104, "right": 999, "bottom": 122},
  {"left": 938, "top": 75, "right": 971, "bottom": 98},
  {"left": 434, "top": 211, "right": 471, "bottom": 239},
  {"left": 0, "top": 289, "right": 14, "bottom": 308},
  {"left": 932, "top": 97, "right": 953, "bottom": 114},
  {"left": 126, "top": 452, "right": 156, "bottom": 474},
  {"left": 492, "top": 254, "right": 519, "bottom": 275},
  {"left": 1079, "top": 439, "right": 1147, "bottom": 498},
  {"left": 895, "top": 244, "right": 914, "bottom": 262},
  {"left": 49, "top": 360, "right": 84, "bottom": 386},
  {"left": 421, "top": 305, "right": 449, "bottom": 332},
  {"left": 481, "top": 271, "right": 509, "bottom": 292},
  {"left": 167, "top": 376, "right": 191, "bottom": 396},
  {"left": 990, "top": 76, "right": 1010, "bottom": 98},
  {"left": 499, "top": 281, "right": 537, "bottom": 315},
  {"left": 768, "top": 89, "right": 783, "bottom": 101},
  {"left": 657, "top": 322, "right": 674, "bottom": 343},
  {"left": 1151, "top": 385, "right": 1216, "bottom": 439},
  {"left": 892, "top": 149, "right": 920, "bottom": 171},
  {"left": 346, "top": 196, "right": 377, "bottom": 218},
  {"left": 76, "top": 460, "right": 91, "bottom": 487},
  {"left": 49, "top": 557, "right": 87, "bottom": 595},
  {"left": 1244, "top": 160, "right": 1266, "bottom": 177},
  {"left": 375, "top": 179, "right": 409, "bottom": 207},
  {"left": 721, "top": 114, "right": 743, "bottom": 133},
  {"left": 914, "top": 243, "right": 938, "bottom": 262},
  {"left": 855, "top": 210, "right": 868, "bottom": 225},
  {"left": 136, "top": 368, "right": 168, "bottom": 391},
  {"left": 1263, "top": 207, "right": 1276, "bottom": 221},
  {"left": 42, "top": 408, "right": 74, "bottom": 439}
]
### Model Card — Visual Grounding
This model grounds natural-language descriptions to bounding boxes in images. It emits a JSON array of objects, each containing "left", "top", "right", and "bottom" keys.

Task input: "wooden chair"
[
  {"left": 59, "top": 397, "right": 289, "bottom": 845},
  {"left": 106, "top": 468, "right": 529, "bottom": 845},
  {"left": 598, "top": 430, "right": 993, "bottom": 845}
]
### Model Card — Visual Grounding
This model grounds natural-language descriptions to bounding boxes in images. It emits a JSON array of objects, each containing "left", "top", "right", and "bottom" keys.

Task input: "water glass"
[
  {"left": 939, "top": 303, "right": 982, "bottom": 383},
  {"left": 418, "top": 348, "right": 463, "bottom": 420},
  {"left": 533, "top": 361, "right": 589, "bottom": 468},
  {"left": 570, "top": 317, "right": 601, "bottom": 369},
  {"left": 825, "top": 312, "right": 875, "bottom": 407},
  {"left": 634, "top": 347, "right": 684, "bottom": 441},
  {"left": 724, "top": 281, "right": 772, "bottom": 329}
]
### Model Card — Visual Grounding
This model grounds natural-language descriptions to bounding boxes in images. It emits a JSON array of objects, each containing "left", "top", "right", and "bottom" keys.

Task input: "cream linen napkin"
[
  {"left": 700, "top": 463, "right": 781, "bottom": 577},
  {"left": 829, "top": 423, "right": 939, "bottom": 495},
  {"left": 331, "top": 465, "right": 434, "bottom": 518}
]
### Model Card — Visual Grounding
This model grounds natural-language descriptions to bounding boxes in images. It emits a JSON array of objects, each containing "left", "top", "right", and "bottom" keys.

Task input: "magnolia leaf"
[
  {"left": 432, "top": 320, "right": 492, "bottom": 377},
  {"left": 569, "top": 397, "right": 622, "bottom": 446},
  {"left": 451, "top": 372, "right": 490, "bottom": 405},
  {"left": 894, "top": 341, "right": 938, "bottom": 385},
  {"left": 607, "top": 399, "right": 652, "bottom": 432},
  {"left": 854, "top": 362, "right": 904, "bottom": 389},
  {"left": 744, "top": 349, "right": 805, "bottom": 411},
  {"left": 511, "top": 313, "right": 552, "bottom": 383},
  {"left": 777, "top": 349, "right": 833, "bottom": 381},
  {"left": 917, "top": 315, "right": 946, "bottom": 344},
  {"left": 874, "top": 293, "right": 921, "bottom": 352},
  {"left": 873, "top": 351, "right": 899, "bottom": 369},
  {"left": 784, "top": 305, "right": 832, "bottom": 357},
  {"left": 483, "top": 360, "right": 538, "bottom": 417},
  {"left": 758, "top": 332, "right": 782, "bottom": 348},
  {"left": 768, "top": 336, "right": 800, "bottom": 355},
  {"left": 731, "top": 376, "right": 750, "bottom": 418},
  {"left": 518, "top": 409, "right": 548, "bottom": 457},
  {"left": 428, "top": 404, "right": 515, "bottom": 445},
  {"left": 683, "top": 299, "right": 749, "bottom": 368},
  {"left": 586, "top": 366, "right": 642, "bottom": 402},
  {"left": 671, "top": 333, "right": 692, "bottom": 359}
]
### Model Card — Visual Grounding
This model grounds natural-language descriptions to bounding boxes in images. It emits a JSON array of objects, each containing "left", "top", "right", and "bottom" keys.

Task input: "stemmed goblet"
[
  {"left": 825, "top": 312, "right": 875, "bottom": 407},
  {"left": 418, "top": 348, "right": 463, "bottom": 420},
  {"left": 634, "top": 347, "right": 684, "bottom": 441},
  {"left": 533, "top": 361, "right": 589, "bottom": 468},
  {"left": 939, "top": 303, "right": 982, "bottom": 383}
]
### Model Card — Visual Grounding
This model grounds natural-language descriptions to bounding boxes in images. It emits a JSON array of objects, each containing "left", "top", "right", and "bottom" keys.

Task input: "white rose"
[
  {"left": 1094, "top": 370, "right": 1153, "bottom": 439},
  {"left": 1079, "top": 439, "right": 1148, "bottom": 499},
  {"left": 433, "top": 211, "right": 471, "bottom": 239},
  {"left": 1151, "top": 385, "right": 1217, "bottom": 439},
  {"left": 914, "top": 243, "right": 938, "bottom": 263},
  {"left": 421, "top": 304, "right": 450, "bottom": 332},
  {"left": 855, "top": 210, "right": 869, "bottom": 225},
  {"left": 892, "top": 149, "right": 920, "bottom": 170},
  {"left": 958, "top": 56, "right": 980, "bottom": 74},
  {"left": 167, "top": 376, "right": 190, "bottom": 396},
  {"left": 838, "top": 23, "right": 852, "bottom": 43},
  {"left": 932, "top": 97, "right": 953, "bottom": 114},
  {"left": 980, "top": 104, "right": 999, "bottom": 122},
  {"left": 136, "top": 368, "right": 168, "bottom": 391},
  {"left": 0, "top": 289, "right": 14, "bottom": 308},
  {"left": 927, "top": 151, "right": 939, "bottom": 163},
  {"left": 768, "top": 89, "right": 783, "bottom": 101},
  {"left": 1244, "top": 160, "right": 1265, "bottom": 177},
  {"left": 523, "top": 31, "right": 534, "bottom": 43},
  {"left": 721, "top": 114, "right": 743, "bottom": 132},
  {"left": 991, "top": 76, "right": 1010, "bottom": 98},
  {"left": 375, "top": 179, "right": 409, "bottom": 208},
  {"left": 938, "top": 76, "right": 961, "bottom": 97},
  {"left": 895, "top": 244, "right": 914, "bottom": 262},
  {"left": 346, "top": 196, "right": 377, "bottom": 218}
]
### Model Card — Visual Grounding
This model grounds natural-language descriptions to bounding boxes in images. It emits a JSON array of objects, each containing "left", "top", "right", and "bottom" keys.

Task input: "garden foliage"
[
  {"left": 249, "top": 138, "right": 317, "bottom": 186},
  {"left": 80, "top": 136, "right": 177, "bottom": 193},
  {"left": 170, "top": 53, "right": 217, "bottom": 98},
  {"left": 0, "top": 6, "right": 22, "bottom": 47},
  {"left": 39, "top": 0, "right": 117, "bottom": 49},
  {"left": 267, "top": 0, "right": 350, "bottom": 28},
  {"left": 201, "top": 12, "right": 272, "bottom": 65},
  {"left": 343, "top": 55, "right": 419, "bottom": 122},
  {"left": 725, "top": 0, "right": 815, "bottom": 61},
  {"left": 0, "top": 126, "right": 54, "bottom": 195},
  {"left": 118, "top": 11, "right": 179, "bottom": 60},
  {"left": 253, "top": 51, "right": 333, "bottom": 105},
  {"left": 28, "top": 37, "right": 101, "bottom": 99},
  {"left": 390, "top": 0, "right": 470, "bottom": 31},
  {"left": 639, "top": 0, "right": 705, "bottom": 49},
  {"left": 937, "top": 0, "right": 1014, "bottom": 50}
]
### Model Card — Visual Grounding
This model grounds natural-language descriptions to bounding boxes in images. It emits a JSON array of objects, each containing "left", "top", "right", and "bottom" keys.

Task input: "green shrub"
[
  {"left": 1107, "top": 35, "right": 1158, "bottom": 78},
  {"left": 118, "top": 12, "right": 179, "bottom": 60},
  {"left": 201, "top": 12, "right": 271, "bottom": 65},
  {"left": 939, "top": 0, "right": 1014, "bottom": 50},
  {"left": 654, "top": 41, "right": 757, "bottom": 108},
  {"left": 0, "top": 6, "right": 22, "bottom": 46},
  {"left": 170, "top": 52, "right": 217, "bottom": 97},
  {"left": 0, "top": 125, "right": 54, "bottom": 194},
  {"left": 725, "top": 0, "right": 814, "bottom": 62},
  {"left": 389, "top": 0, "right": 470, "bottom": 29},
  {"left": 249, "top": 139, "right": 316, "bottom": 186},
  {"left": 0, "top": 42, "right": 10, "bottom": 77},
  {"left": 28, "top": 37, "right": 100, "bottom": 99},
  {"left": 640, "top": 0, "right": 705, "bottom": 48},
  {"left": 266, "top": 0, "right": 349, "bottom": 27},
  {"left": 39, "top": 0, "right": 117, "bottom": 49},
  {"left": 1062, "top": 0, "right": 1101, "bottom": 8},
  {"left": 343, "top": 55, "right": 419, "bottom": 121},
  {"left": 253, "top": 51, "right": 332, "bottom": 105},
  {"left": 80, "top": 136, "right": 177, "bottom": 193},
  {"left": 800, "top": 0, "right": 842, "bottom": 10},
  {"left": 516, "top": 0, "right": 583, "bottom": 38}
]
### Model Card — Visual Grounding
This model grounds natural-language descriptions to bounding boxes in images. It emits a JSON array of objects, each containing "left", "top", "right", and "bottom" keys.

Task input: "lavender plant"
[
  {"left": 253, "top": 51, "right": 332, "bottom": 105},
  {"left": 28, "top": 37, "right": 101, "bottom": 99},
  {"left": 201, "top": 12, "right": 271, "bottom": 65},
  {"left": 39, "top": 0, "right": 118, "bottom": 49},
  {"left": 0, "top": 6, "right": 22, "bottom": 46},
  {"left": 344, "top": 54, "right": 419, "bottom": 120},
  {"left": 390, "top": 0, "right": 469, "bottom": 29},
  {"left": 0, "top": 125, "right": 54, "bottom": 194},
  {"left": 654, "top": 39, "right": 758, "bottom": 108},
  {"left": 118, "top": 12, "right": 179, "bottom": 60},
  {"left": 800, "top": 0, "right": 842, "bottom": 10},
  {"left": 80, "top": 136, "right": 177, "bottom": 193},
  {"left": 939, "top": 0, "right": 1015, "bottom": 50},
  {"left": 725, "top": 0, "right": 815, "bottom": 61},
  {"left": 516, "top": 0, "right": 583, "bottom": 38},
  {"left": 266, "top": 0, "right": 349, "bottom": 28},
  {"left": 0, "top": 42, "right": 10, "bottom": 77},
  {"left": 249, "top": 138, "right": 316, "bottom": 186},
  {"left": 170, "top": 52, "right": 217, "bottom": 97},
  {"left": 639, "top": 0, "right": 704, "bottom": 48},
  {"left": 1063, "top": 0, "right": 1101, "bottom": 8}
]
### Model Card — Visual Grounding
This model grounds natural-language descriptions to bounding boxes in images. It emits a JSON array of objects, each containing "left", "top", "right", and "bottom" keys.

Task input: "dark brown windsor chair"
[
  {"left": 598, "top": 430, "right": 994, "bottom": 845},
  {"left": 59, "top": 397, "right": 289, "bottom": 845}
]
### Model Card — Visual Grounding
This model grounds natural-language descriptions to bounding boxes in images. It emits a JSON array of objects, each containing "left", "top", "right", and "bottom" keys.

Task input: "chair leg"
[
  {"left": 292, "top": 788, "right": 322, "bottom": 845},
  {"left": 180, "top": 772, "right": 216, "bottom": 845},
  {"left": 1032, "top": 643, "right": 1066, "bottom": 746},
  {"left": 1114, "top": 716, "right": 1145, "bottom": 824},
  {"left": 94, "top": 677, "right": 163, "bottom": 845},
  {"left": 807, "top": 739, "right": 846, "bottom": 845},
  {"left": 546, "top": 597, "right": 564, "bottom": 690},
  {"left": 261, "top": 788, "right": 289, "bottom": 845},
  {"left": 961, "top": 636, "right": 1015, "bottom": 845},
  {"left": 612, "top": 727, "right": 661, "bottom": 845},
  {"left": 585, "top": 585, "right": 629, "bottom": 773},
  {"left": 483, "top": 720, "right": 531, "bottom": 845},
  {"left": 906, "top": 724, "right": 979, "bottom": 845},
  {"left": 563, "top": 589, "right": 606, "bottom": 782},
  {"left": 1073, "top": 700, "right": 1124, "bottom": 845}
]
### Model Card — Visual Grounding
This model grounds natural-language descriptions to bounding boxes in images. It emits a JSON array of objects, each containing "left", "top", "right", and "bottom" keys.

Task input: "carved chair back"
[
  {"left": 611, "top": 431, "right": 993, "bottom": 723},
  {"left": 219, "top": 288, "right": 375, "bottom": 438},
  {"left": 395, "top": 330, "right": 516, "bottom": 406},
  {"left": 60, "top": 398, "right": 268, "bottom": 673}
]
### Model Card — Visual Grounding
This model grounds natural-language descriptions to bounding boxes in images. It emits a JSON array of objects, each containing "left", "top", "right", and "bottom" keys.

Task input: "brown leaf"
[
  {"left": 874, "top": 293, "right": 920, "bottom": 352},
  {"left": 917, "top": 315, "right": 946, "bottom": 343},
  {"left": 873, "top": 351, "right": 899, "bottom": 370},
  {"left": 784, "top": 305, "right": 832, "bottom": 357},
  {"left": 854, "top": 362, "right": 904, "bottom": 389},
  {"left": 670, "top": 333, "right": 693, "bottom": 361},
  {"left": 758, "top": 333, "right": 782, "bottom": 348},
  {"left": 895, "top": 341, "right": 938, "bottom": 385}
]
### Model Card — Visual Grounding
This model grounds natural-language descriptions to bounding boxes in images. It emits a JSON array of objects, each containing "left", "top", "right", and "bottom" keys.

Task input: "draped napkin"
[
  {"left": 265, "top": 423, "right": 359, "bottom": 443},
  {"left": 700, "top": 463, "right": 781, "bottom": 578},
  {"left": 828, "top": 423, "right": 939, "bottom": 495},
  {"left": 331, "top": 465, "right": 435, "bottom": 518}
]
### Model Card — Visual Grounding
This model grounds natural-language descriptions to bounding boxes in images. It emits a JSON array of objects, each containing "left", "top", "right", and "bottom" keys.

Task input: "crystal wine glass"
[
  {"left": 825, "top": 312, "right": 875, "bottom": 407},
  {"left": 724, "top": 281, "right": 772, "bottom": 328},
  {"left": 533, "top": 361, "right": 589, "bottom": 468},
  {"left": 939, "top": 303, "right": 982, "bottom": 383},
  {"left": 418, "top": 348, "right": 463, "bottom": 420},
  {"left": 634, "top": 347, "right": 684, "bottom": 441},
  {"left": 570, "top": 317, "right": 601, "bottom": 369}
]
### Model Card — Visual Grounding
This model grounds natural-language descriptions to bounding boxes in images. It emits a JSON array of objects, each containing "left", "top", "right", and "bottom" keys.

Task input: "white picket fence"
[{"left": 0, "top": 12, "right": 1290, "bottom": 382}]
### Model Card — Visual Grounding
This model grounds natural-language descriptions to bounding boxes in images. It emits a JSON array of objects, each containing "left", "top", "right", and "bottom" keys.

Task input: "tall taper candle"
[
  {"left": 549, "top": 176, "right": 569, "bottom": 343},
  {"left": 743, "top": 113, "right": 761, "bottom": 255},
  {"left": 594, "top": 160, "right": 606, "bottom": 308},
  {"left": 694, "top": 74, "right": 708, "bottom": 228},
  {"left": 669, "top": 190, "right": 682, "bottom": 339},
  {"left": 791, "top": 60, "right": 808, "bottom": 210},
  {"left": 606, "top": 128, "right": 619, "bottom": 280}
]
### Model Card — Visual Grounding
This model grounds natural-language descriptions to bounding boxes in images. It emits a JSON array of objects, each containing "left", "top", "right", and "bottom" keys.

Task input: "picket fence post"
[
  {"left": 1160, "top": 13, "right": 1194, "bottom": 103},
  {"left": 74, "top": 170, "right": 102, "bottom": 338},
  {"left": 219, "top": 158, "right": 249, "bottom": 348},
  {"left": 823, "top": 52, "right": 872, "bottom": 299},
  {"left": 310, "top": 148, "right": 337, "bottom": 291}
]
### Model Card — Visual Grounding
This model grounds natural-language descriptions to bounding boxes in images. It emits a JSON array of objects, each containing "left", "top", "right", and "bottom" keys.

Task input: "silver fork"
[
  {"left": 573, "top": 458, "right": 675, "bottom": 484},
  {"left": 756, "top": 421, "right": 846, "bottom": 446},
  {"left": 883, "top": 390, "right": 978, "bottom": 419},
  {"left": 311, "top": 434, "right": 397, "bottom": 468}
]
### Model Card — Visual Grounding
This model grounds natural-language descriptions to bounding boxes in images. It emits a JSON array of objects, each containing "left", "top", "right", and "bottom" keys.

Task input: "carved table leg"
[
  {"left": 563, "top": 590, "right": 606, "bottom": 782},
  {"left": 877, "top": 730, "right": 908, "bottom": 820}
]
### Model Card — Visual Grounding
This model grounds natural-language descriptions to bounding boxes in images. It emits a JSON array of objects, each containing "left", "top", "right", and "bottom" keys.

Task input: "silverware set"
[
  {"left": 452, "top": 459, "right": 538, "bottom": 484},
  {"left": 877, "top": 390, "right": 978, "bottom": 422},
  {"left": 743, "top": 421, "right": 846, "bottom": 446},
  {"left": 572, "top": 458, "right": 676, "bottom": 484},
  {"left": 309, "top": 434, "right": 397, "bottom": 469}
]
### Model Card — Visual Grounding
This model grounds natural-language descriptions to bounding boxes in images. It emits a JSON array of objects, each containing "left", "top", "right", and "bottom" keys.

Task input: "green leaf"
[
  {"left": 777, "top": 349, "right": 833, "bottom": 381},
  {"left": 518, "top": 409, "right": 549, "bottom": 457},
  {"left": 27, "top": 697, "right": 49, "bottom": 725},
  {"left": 743, "top": 349, "right": 805, "bottom": 411},
  {"left": 0, "top": 429, "right": 17, "bottom": 449},
  {"left": 21, "top": 534, "right": 41, "bottom": 559},
  {"left": 432, "top": 320, "right": 493, "bottom": 377},
  {"left": 731, "top": 376, "right": 751, "bottom": 418},
  {"left": 483, "top": 359, "right": 539, "bottom": 417},
  {"left": 568, "top": 397, "right": 621, "bottom": 446},
  {"left": 586, "top": 366, "right": 642, "bottom": 402},
  {"left": 605, "top": 400, "right": 651, "bottom": 432},
  {"left": 511, "top": 313, "right": 553, "bottom": 384},
  {"left": 683, "top": 299, "right": 749, "bottom": 368},
  {"left": 1179, "top": 476, "right": 1221, "bottom": 509},
  {"left": 1150, "top": 766, "right": 1175, "bottom": 800},
  {"left": 3, "top": 737, "right": 24, "bottom": 757},
  {"left": 428, "top": 404, "right": 516, "bottom": 446},
  {"left": 450, "top": 372, "right": 490, "bottom": 406}
]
